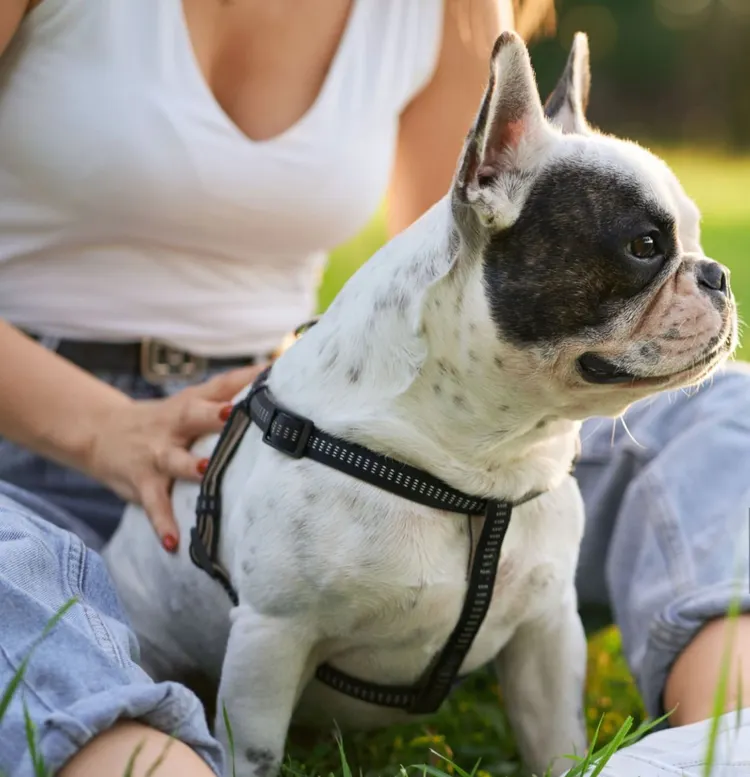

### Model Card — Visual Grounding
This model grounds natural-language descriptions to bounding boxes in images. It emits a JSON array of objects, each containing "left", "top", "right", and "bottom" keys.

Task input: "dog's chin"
[{"left": 576, "top": 333, "right": 735, "bottom": 391}]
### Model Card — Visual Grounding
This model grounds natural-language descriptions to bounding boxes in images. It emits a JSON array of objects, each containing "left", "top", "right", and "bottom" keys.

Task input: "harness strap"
[
  {"left": 189, "top": 371, "right": 271, "bottom": 606},
  {"left": 189, "top": 368, "right": 541, "bottom": 714},
  {"left": 250, "top": 384, "right": 496, "bottom": 514}
]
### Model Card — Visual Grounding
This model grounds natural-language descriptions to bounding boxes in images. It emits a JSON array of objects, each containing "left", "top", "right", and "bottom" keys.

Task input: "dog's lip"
[
  {"left": 576, "top": 353, "right": 637, "bottom": 384},
  {"left": 577, "top": 338, "right": 731, "bottom": 388}
]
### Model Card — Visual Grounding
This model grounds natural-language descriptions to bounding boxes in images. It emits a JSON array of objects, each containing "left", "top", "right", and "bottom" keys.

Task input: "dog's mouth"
[
  {"left": 577, "top": 335, "right": 732, "bottom": 388},
  {"left": 576, "top": 353, "right": 637, "bottom": 385}
]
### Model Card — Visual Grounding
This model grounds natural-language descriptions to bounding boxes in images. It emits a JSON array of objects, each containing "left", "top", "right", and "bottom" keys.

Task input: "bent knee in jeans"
[
  {"left": 0, "top": 484, "right": 224, "bottom": 776},
  {"left": 575, "top": 363, "right": 750, "bottom": 718}
]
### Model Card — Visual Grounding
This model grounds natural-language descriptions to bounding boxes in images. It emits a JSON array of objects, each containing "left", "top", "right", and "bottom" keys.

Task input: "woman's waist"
[{"left": 0, "top": 249, "right": 324, "bottom": 357}]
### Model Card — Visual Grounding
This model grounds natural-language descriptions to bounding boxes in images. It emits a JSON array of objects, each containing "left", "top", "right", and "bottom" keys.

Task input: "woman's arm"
[
  {"left": 0, "top": 0, "right": 32, "bottom": 52},
  {"left": 386, "top": 0, "right": 512, "bottom": 236},
  {"left": 0, "top": 321, "right": 260, "bottom": 546}
]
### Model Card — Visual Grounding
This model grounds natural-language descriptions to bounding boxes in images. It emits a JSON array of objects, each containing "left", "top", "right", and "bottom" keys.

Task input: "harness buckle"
[
  {"left": 140, "top": 338, "right": 208, "bottom": 384},
  {"left": 263, "top": 406, "right": 313, "bottom": 459}
]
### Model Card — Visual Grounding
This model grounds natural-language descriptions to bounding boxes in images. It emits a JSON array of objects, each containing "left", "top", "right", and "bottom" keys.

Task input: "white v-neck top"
[{"left": 0, "top": 0, "right": 444, "bottom": 356}]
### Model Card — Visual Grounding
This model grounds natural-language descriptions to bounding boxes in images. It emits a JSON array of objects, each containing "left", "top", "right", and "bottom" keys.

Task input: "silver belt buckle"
[{"left": 140, "top": 338, "right": 208, "bottom": 383}]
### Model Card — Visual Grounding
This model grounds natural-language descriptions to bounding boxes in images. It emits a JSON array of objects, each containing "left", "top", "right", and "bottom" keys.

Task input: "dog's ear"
[
  {"left": 454, "top": 31, "right": 553, "bottom": 227},
  {"left": 544, "top": 32, "right": 591, "bottom": 135}
]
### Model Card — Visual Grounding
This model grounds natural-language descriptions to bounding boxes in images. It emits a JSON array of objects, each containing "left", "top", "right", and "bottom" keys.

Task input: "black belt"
[
  {"left": 190, "top": 363, "right": 547, "bottom": 715},
  {"left": 26, "top": 333, "right": 263, "bottom": 383}
]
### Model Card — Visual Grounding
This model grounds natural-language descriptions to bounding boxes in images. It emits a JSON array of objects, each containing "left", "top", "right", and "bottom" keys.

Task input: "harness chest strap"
[{"left": 189, "top": 369, "right": 539, "bottom": 715}]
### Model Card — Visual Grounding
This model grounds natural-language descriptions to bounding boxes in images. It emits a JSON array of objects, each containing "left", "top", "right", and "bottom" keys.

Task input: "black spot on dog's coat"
[
  {"left": 639, "top": 342, "right": 662, "bottom": 362},
  {"left": 244, "top": 747, "right": 278, "bottom": 777}
]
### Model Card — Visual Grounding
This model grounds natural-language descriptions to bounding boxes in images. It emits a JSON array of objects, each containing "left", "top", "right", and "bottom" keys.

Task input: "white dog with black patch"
[{"left": 105, "top": 32, "right": 737, "bottom": 777}]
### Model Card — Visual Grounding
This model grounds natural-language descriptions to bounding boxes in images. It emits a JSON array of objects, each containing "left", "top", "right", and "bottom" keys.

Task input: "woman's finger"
[
  {"left": 161, "top": 447, "right": 206, "bottom": 483},
  {"left": 174, "top": 397, "right": 233, "bottom": 438},
  {"left": 139, "top": 477, "right": 180, "bottom": 552}
]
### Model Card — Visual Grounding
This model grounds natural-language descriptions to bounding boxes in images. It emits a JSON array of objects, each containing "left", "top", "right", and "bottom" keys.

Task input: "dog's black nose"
[{"left": 696, "top": 260, "right": 729, "bottom": 296}]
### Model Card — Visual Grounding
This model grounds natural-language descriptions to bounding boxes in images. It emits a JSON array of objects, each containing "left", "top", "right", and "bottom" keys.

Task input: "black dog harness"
[{"left": 189, "top": 359, "right": 544, "bottom": 715}]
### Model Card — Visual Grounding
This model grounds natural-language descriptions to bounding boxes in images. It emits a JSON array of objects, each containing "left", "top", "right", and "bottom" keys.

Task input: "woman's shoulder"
[{"left": 351, "top": 0, "right": 445, "bottom": 113}]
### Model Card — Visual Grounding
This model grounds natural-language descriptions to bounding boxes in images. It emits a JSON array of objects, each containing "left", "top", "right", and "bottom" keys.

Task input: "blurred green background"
[{"left": 299, "top": 1, "right": 749, "bottom": 772}]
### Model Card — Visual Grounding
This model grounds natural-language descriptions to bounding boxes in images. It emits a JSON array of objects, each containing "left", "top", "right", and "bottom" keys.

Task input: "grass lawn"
[{"left": 286, "top": 149, "right": 750, "bottom": 776}]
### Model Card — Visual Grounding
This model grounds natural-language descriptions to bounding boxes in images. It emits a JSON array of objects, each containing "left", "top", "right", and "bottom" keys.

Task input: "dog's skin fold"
[{"left": 105, "top": 31, "right": 737, "bottom": 777}]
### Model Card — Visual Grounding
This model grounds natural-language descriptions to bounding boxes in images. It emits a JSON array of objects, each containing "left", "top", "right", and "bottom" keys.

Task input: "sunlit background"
[{"left": 300, "top": 2, "right": 750, "bottom": 773}]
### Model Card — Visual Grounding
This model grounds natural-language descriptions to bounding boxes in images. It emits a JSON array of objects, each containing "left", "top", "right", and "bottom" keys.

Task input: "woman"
[{"left": 0, "top": 1, "right": 747, "bottom": 775}]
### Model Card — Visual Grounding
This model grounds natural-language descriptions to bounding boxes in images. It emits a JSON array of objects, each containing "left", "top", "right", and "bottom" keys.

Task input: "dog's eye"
[{"left": 627, "top": 235, "right": 658, "bottom": 260}]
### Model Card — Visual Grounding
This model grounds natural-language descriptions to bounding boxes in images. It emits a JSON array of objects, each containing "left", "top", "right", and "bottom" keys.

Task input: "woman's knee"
[{"left": 0, "top": 490, "right": 224, "bottom": 775}]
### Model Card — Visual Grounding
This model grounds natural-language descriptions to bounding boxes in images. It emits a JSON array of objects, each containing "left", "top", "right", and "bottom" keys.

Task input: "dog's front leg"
[
  {"left": 494, "top": 588, "right": 587, "bottom": 777},
  {"left": 215, "top": 605, "right": 316, "bottom": 777}
]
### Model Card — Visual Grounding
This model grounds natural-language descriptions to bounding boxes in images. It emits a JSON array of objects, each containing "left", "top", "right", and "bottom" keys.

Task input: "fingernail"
[
  {"left": 197, "top": 458, "right": 209, "bottom": 475},
  {"left": 219, "top": 405, "right": 233, "bottom": 422},
  {"left": 162, "top": 534, "right": 178, "bottom": 553}
]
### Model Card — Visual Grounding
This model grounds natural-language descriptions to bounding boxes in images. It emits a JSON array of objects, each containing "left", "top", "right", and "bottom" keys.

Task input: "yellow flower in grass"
[{"left": 408, "top": 734, "right": 445, "bottom": 748}]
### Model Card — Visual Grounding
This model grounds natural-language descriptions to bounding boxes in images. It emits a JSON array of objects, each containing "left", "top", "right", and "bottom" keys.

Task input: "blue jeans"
[
  {"left": 0, "top": 364, "right": 749, "bottom": 772},
  {"left": 0, "top": 481, "right": 225, "bottom": 777}
]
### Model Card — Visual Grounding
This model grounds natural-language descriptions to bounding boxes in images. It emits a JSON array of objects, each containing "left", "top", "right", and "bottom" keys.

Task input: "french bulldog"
[{"left": 104, "top": 31, "right": 737, "bottom": 777}]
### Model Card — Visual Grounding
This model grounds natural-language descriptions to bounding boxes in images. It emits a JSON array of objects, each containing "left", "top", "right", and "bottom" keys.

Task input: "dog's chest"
[
  {"left": 288, "top": 493, "right": 577, "bottom": 729},
  {"left": 292, "top": 493, "right": 575, "bottom": 672}
]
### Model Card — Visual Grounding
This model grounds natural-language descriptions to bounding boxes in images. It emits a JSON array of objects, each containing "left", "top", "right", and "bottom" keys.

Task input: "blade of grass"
[
  {"left": 23, "top": 700, "right": 49, "bottom": 777},
  {"left": 406, "top": 751, "right": 478, "bottom": 777},
  {"left": 144, "top": 735, "right": 176, "bottom": 777},
  {"left": 0, "top": 598, "right": 78, "bottom": 724},
  {"left": 334, "top": 732, "right": 353, "bottom": 777},
  {"left": 735, "top": 661, "right": 743, "bottom": 732},
  {"left": 588, "top": 717, "right": 633, "bottom": 777},
  {"left": 222, "top": 702, "right": 237, "bottom": 777},
  {"left": 563, "top": 714, "right": 605, "bottom": 775},
  {"left": 122, "top": 741, "right": 145, "bottom": 777},
  {"left": 702, "top": 588, "right": 743, "bottom": 777}
]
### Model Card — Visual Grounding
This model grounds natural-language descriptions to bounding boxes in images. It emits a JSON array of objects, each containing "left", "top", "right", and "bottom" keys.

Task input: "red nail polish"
[
  {"left": 219, "top": 405, "right": 233, "bottom": 422},
  {"left": 162, "top": 534, "right": 178, "bottom": 553},
  {"left": 197, "top": 458, "right": 209, "bottom": 475}
]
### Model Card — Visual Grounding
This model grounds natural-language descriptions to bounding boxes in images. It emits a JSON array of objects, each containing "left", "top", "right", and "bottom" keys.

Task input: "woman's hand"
[{"left": 85, "top": 365, "right": 265, "bottom": 551}]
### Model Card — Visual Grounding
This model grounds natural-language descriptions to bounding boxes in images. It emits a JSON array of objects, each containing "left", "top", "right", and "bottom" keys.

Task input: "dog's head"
[{"left": 446, "top": 31, "right": 737, "bottom": 419}]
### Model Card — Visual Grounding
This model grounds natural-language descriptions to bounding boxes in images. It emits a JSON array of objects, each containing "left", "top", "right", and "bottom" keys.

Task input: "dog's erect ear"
[
  {"left": 544, "top": 32, "right": 591, "bottom": 135},
  {"left": 454, "top": 31, "right": 552, "bottom": 227}
]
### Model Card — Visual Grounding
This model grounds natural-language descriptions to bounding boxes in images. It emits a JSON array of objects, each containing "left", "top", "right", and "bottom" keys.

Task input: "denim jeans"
[
  {"left": 0, "top": 481, "right": 225, "bottom": 777},
  {"left": 0, "top": 362, "right": 749, "bottom": 772}
]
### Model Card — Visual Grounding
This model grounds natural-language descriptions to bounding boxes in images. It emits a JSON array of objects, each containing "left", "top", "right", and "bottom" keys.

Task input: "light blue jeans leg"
[
  {"left": 575, "top": 363, "right": 750, "bottom": 720},
  {"left": 0, "top": 482, "right": 226, "bottom": 777}
]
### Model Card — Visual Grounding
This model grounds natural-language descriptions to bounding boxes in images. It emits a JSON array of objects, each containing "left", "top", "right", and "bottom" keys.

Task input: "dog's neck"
[{"left": 270, "top": 197, "right": 579, "bottom": 502}]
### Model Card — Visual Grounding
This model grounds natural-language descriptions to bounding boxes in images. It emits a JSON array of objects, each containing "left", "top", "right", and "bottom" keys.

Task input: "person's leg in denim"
[
  {"left": 0, "top": 481, "right": 225, "bottom": 777},
  {"left": 571, "top": 363, "right": 750, "bottom": 774}
]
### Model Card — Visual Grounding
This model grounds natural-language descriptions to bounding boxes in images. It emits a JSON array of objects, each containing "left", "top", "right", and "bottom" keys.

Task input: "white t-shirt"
[{"left": 0, "top": 0, "right": 444, "bottom": 356}]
